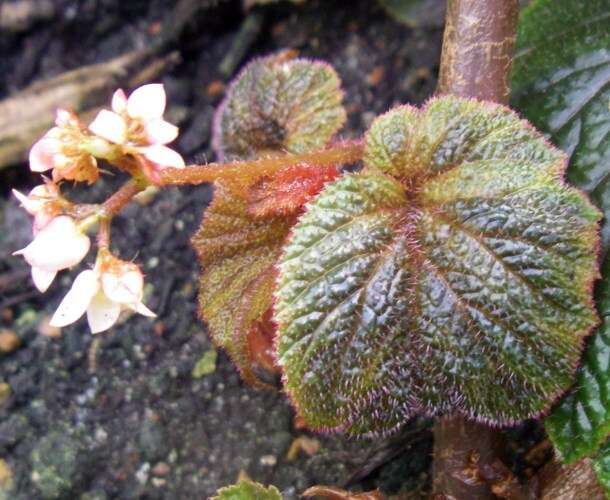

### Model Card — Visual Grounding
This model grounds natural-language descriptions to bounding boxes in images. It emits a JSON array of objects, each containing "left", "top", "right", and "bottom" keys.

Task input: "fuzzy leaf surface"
[
  {"left": 511, "top": 0, "right": 610, "bottom": 251},
  {"left": 213, "top": 52, "right": 346, "bottom": 161},
  {"left": 511, "top": 0, "right": 610, "bottom": 464},
  {"left": 593, "top": 438, "right": 610, "bottom": 494},
  {"left": 193, "top": 181, "right": 293, "bottom": 386},
  {"left": 545, "top": 256, "right": 610, "bottom": 463},
  {"left": 212, "top": 480, "right": 282, "bottom": 500},
  {"left": 276, "top": 96, "right": 601, "bottom": 434},
  {"left": 194, "top": 164, "right": 340, "bottom": 385}
]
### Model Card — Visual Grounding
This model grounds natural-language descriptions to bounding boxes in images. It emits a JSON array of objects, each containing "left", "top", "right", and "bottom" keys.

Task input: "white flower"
[
  {"left": 50, "top": 257, "right": 155, "bottom": 334},
  {"left": 29, "top": 109, "right": 99, "bottom": 183},
  {"left": 88, "top": 84, "right": 184, "bottom": 170},
  {"left": 12, "top": 182, "right": 61, "bottom": 234},
  {"left": 13, "top": 216, "right": 90, "bottom": 293}
]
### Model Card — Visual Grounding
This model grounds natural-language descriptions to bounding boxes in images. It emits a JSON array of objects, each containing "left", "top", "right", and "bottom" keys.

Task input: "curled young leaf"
[
  {"left": 276, "top": 96, "right": 601, "bottom": 434},
  {"left": 213, "top": 52, "right": 347, "bottom": 161}
]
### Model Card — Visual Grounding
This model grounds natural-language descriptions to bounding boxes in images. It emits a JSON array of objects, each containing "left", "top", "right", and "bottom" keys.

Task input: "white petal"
[
  {"left": 50, "top": 270, "right": 100, "bottom": 327},
  {"left": 29, "top": 138, "right": 57, "bottom": 172},
  {"left": 111, "top": 89, "right": 128, "bottom": 114},
  {"left": 86, "top": 291, "right": 121, "bottom": 333},
  {"left": 31, "top": 267, "right": 57, "bottom": 293},
  {"left": 33, "top": 212, "right": 54, "bottom": 235},
  {"left": 127, "top": 84, "right": 166, "bottom": 120},
  {"left": 142, "top": 145, "right": 185, "bottom": 169},
  {"left": 101, "top": 268, "right": 143, "bottom": 304},
  {"left": 18, "top": 216, "right": 90, "bottom": 271},
  {"left": 129, "top": 301, "right": 157, "bottom": 318},
  {"left": 12, "top": 189, "right": 39, "bottom": 215},
  {"left": 144, "top": 119, "right": 178, "bottom": 145},
  {"left": 89, "top": 110, "right": 127, "bottom": 144},
  {"left": 13, "top": 184, "right": 54, "bottom": 215}
]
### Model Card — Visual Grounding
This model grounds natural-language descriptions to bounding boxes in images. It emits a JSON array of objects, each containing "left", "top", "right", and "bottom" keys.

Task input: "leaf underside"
[
  {"left": 511, "top": 0, "right": 610, "bottom": 464},
  {"left": 276, "top": 96, "right": 600, "bottom": 435},
  {"left": 193, "top": 165, "right": 341, "bottom": 385},
  {"left": 193, "top": 181, "right": 291, "bottom": 386},
  {"left": 212, "top": 52, "right": 346, "bottom": 161}
]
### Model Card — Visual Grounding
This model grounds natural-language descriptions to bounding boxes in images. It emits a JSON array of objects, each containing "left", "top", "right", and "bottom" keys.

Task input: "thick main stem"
[
  {"left": 437, "top": 0, "right": 519, "bottom": 104},
  {"left": 158, "top": 141, "right": 364, "bottom": 186},
  {"left": 433, "top": 0, "right": 519, "bottom": 499}
]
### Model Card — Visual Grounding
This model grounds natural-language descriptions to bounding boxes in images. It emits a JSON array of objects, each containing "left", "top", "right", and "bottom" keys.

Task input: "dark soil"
[{"left": 0, "top": 1, "right": 546, "bottom": 498}]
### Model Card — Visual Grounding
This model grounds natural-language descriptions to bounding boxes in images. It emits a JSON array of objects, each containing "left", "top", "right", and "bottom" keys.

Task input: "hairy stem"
[
  {"left": 158, "top": 141, "right": 364, "bottom": 186},
  {"left": 100, "top": 179, "right": 145, "bottom": 218},
  {"left": 437, "top": 0, "right": 519, "bottom": 104},
  {"left": 432, "top": 0, "right": 519, "bottom": 499},
  {"left": 97, "top": 218, "right": 111, "bottom": 249}
]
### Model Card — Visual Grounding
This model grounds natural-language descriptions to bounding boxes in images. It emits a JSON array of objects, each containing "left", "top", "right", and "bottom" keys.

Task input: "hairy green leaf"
[
  {"left": 276, "top": 96, "right": 601, "bottom": 434},
  {"left": 212, "top": 480, "right": 282, "bottom": 500},
  {"left": 213, "top": 52, "right": 346, "bottom": 161},
  {"left": 511, "top": 0, "right": 610, "bottom": 464},
  {"left": 511, "top": 0, "right": 610, "bottom": 251},
  {"left": 593, "top": 438, "right": 610, "bottom": 493},
  {"left": 545, "top": 256, "right": 610, "bottom": 463}
]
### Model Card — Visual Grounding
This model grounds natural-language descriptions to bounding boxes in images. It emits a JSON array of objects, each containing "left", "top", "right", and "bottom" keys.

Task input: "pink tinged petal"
[
  {"left": 111, "top": 89, "right": 128, "bottom": 114},
  {"left": 101, "top": 268, "right": 143, "bottom": 304},
  {"left": 143, "top": 145, "right": 185, "bottom": 169},
  {"left": 86, "top": 291, "right": 121, "bottom": 333},
  {"left": 31, "top": 267, "right": 57, "bottom": 293},
  {"left": 29, "top": 138, "right": 58, "bottom": 172},
  {"left": 16, "top": 216, "right": 90, "bottom": 272},
  {"left": 49, "top": 270, "right": 100, "bottom": 328},
  {"left": 127, "top": 84, "right": 166, "bottom": 120},
  {"left": 88, "top": 110, "right": 127, "bottom": 144},
  {"left": 144, "top": 119, "right": 179, "bottom": 145},
  {"left": 129, "top": 301, "right": 156, "bottom": 318},
  {"left": 33, "top": 212, "right": 54, "bottom": 235},
  {"left": 55, "top": 109, "right": 76, "bottom": 127}
]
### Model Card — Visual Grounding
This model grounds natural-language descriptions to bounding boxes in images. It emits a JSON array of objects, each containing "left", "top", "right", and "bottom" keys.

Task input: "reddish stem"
[
  {"left": 97, "top": 218, "right": 111, "bottom": 249},
  {"left": 158, "top": 141, "right": 364, "bottom": 186},
  {"left": 100, "top": 179, "right": 144, "bottom": 218}
]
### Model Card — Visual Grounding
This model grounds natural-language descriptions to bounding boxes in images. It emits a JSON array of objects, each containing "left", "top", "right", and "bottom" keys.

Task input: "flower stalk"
[{"left": 157, "top": 140, "right": 364, "bottom": 186}]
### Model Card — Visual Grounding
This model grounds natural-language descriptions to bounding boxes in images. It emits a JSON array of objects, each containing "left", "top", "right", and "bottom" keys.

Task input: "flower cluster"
[{"left": 13, "top": 84, "right": 176, "bottom": 333}]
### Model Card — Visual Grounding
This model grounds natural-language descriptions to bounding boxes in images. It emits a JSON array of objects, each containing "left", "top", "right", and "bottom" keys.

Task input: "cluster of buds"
[{"left": 12, "top": 84, "right": 178, "bottom": 333}]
